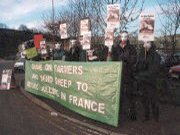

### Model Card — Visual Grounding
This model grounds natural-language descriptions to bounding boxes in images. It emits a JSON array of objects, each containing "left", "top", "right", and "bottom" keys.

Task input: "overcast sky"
[
  {"left": 0, "top": 0, "right": 68, "bottom": 29},
  {"left": 0, "top": 0, "right": 169, "bottom": 34}
]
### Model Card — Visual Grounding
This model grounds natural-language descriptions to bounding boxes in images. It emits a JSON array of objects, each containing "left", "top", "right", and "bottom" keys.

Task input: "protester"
[
  {"left": 79, "top": 49, "right": 87, "bottom": 61},
  {"left": 64, "top": 40, "right": 71, "bottom": 61},
  {"left": 111, "top": 31, "right": 137, "bottom": 121},
  {"left": 87, "top": 49, "right": 98, "bottom": 61},
  {"left": 96, "top": 44, "right": 108, "bottom": 61},
  {"left": 65, "top": 39, "right": 82, "bottom": 61},
  {"left": 87, "top": 44, "right": 108, "bottom": 61},
  {"left": 53, "top": 43, "right": 65, "bottom": 60},
  {"left": 136, "top": 41, "right": 161, "bottom": 122}
]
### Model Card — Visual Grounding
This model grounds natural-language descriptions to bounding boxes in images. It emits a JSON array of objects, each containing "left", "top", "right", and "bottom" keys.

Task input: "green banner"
[
  {"left": 25, "top": 60, "right": 122, "bottom": 126},
  {"left": 26, "top": 47, "right": 38, "bottom": 59}
]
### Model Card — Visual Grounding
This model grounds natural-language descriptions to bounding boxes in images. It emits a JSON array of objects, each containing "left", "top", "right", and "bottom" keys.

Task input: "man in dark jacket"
[
  {"left": 111, "top": 31, "right": 137, "bottom": 120},
  {"left": 53, "top": 43, "right": 64, "bottom": 60},
  {"left": 67, "top": 39, "right": 82, "bottom": 61},
  {"left": 136, "top": 41, "right": 161, "bottom": 122}
]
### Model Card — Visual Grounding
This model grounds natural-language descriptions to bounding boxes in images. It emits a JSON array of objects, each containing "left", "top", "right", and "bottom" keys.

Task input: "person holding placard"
[
  {"left": 111, "top": 31, "right": 137, "bottom": 121},
  {"left": 67, "top": 39, "right": 82, "bottom": 61},
  {"left": 136, "top": 41, "right": 161, "bottom": 122}
]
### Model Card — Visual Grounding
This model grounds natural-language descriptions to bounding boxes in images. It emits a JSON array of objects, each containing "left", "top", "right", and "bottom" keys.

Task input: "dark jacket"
[
  {"left": 67, "top": 44, "right": 82, "bottom": 61},
  {"left": 136, "top": 44, "right": 161, "bottom": 86},
  {"left": 53, "top": 49, "right": 64, "bottom": 60},
  {"left": 111, "top": 41, "right": 137, "bottom": 81},
  {"left": 95, "top": 45, "right": 108, "bottom": 61}
]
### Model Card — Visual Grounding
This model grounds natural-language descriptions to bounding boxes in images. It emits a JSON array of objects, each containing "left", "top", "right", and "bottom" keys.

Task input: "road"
[
  {"left": 0, "top": 60, "right": 73, "bottom": 134},
  {"left": 0, "top": 89, "right": 71, "bottom": 135}
]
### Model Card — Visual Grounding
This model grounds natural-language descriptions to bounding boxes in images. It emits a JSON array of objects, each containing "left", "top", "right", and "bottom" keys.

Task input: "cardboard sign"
[
  {"left": 105, "top": 28, "right": 114, "bottom": 48},
  {"left": 107, "top": 4, "right": 120, "bottom": 28},
  {"left": 80, "top": 19, "right": 90, "bottom": 36},
  {"left": 34, "top": 34, "right": 43, "bottom": 49},
  {"left": 60, "top": 23, "right": 68, "bottom": 39},
  {"left": 40, "top": 40, "right": 47, "bottom": 55},
  {"left": 82, "top": 31, "right": 91, "bottom": 50},
  {"left": 1, "top": 69, "right": 12, "bottom": 90},
  {"left": 26, "top": 47, "right": 38, "bottom": 59},
  {"left": 138, "top": 13, "right": 155, "bottom": 41}
]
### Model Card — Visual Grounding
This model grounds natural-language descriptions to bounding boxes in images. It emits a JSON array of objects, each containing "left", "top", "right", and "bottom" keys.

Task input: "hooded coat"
[
  {"left": 111, "top": 40, "right": 137, "bottom": 82},
  {"left": 136, "top": 43, "right": 161, "bottom": 121},
  {"left": 136, "top": 43, "right": 161, "bottom": 87}
]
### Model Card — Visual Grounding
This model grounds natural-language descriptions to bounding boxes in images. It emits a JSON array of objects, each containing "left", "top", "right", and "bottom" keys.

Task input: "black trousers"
[
  {"left": 120, "top": 79, "right": 137, "bottom": 120},
  {"left": 141, "top": 84, "right": 159, "bottom": 121}
]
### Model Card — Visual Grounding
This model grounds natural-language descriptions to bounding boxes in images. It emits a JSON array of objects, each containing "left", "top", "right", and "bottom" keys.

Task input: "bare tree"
[
  {"left": 18, "top": 24, "right": 29, "bottom": 31},
  {"left": 42, "top": 13, "right": 60, "bottom": 39},
  {"left": 158, "top": 0, "right": 180, "bottom": 55},
  {"left": 43, "top": 0, "right": 144, "bottom": 43},
  {"left": 0, "top": 23, "right": 8, "bottom": 29}
]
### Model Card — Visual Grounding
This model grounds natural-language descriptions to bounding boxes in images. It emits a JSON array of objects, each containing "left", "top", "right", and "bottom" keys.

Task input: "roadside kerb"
[{"left": 19, "top": 80, "right": 127, "bottom": 135}]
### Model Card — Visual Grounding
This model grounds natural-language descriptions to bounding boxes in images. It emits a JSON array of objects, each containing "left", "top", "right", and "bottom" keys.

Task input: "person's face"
[
  {"left": 50, "top": 48, "right": 53, "bottom": 52},
  {"left": 120, "top": 32, "right": 128, "bottom": 42},
  {"left": 70, "top": 40, "right": 76, "bottom": 48},
  {"left": 22, "top": 44, "right": 25, "bottom": 50},
  {"left": 55, "top": 43, "right": 60, "bottom": 50},
  {"left": 143, "top": 41, "right": 151, "bottom": 50}
]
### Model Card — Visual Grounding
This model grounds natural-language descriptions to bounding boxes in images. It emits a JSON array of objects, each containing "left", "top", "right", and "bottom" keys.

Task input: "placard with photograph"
[
  {"left": 107, "top": 4, "right": 120, "bottom": 28},
  {"left": 82, "top": 31, "right": 91, "bottom": 50},
  {"left": 80, "top": 18, "right": 90, "bottom": 36},
  {"left": 105, "top": 28, "right": 114, "bottom": 48},
  {"left": 60, "top": 23, "right": 68, "bottom": 39},
  {"left": 138, "top": 13, "right": 155, "bottom": 41},
  {"left": 40, "top": 40, "right": 47, "bottom": 55},
  {"left": 1, "top": 69, "right": 12, "bottom": 90}
]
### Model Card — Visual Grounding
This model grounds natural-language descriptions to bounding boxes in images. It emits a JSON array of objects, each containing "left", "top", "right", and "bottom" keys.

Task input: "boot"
[
  {"left": 153, "top": 106, "right": 159, "bottom": 122},
  {"left": 142, "top": 115, "right": 150, "bottom": 122},
  {"left": 143, "top": 112, "right": 150, "bottom": 122},
  {"left": 128, "top": 108, "right": 137, "bottom": 121}
]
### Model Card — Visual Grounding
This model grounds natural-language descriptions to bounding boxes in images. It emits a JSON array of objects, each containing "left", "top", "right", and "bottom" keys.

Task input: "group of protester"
[
  {"left": 51, "top": 40, "right": 109, "bottom": 62},
  {"left": 30, "top": 31, "right": 161, "bottom": 122},
  {"left": 112, "top": 31, "right": 160, "bottom": 122}
]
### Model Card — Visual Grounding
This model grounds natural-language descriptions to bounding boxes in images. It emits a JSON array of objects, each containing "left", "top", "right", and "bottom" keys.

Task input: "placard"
[
  {"left": 138, "top": 13, "right": 155, "bottom": 41},
  {"left": 107, "top": 4, "right": 120, "bottom": 28},
  {"left": 105, "top": 28, "right": 114, "bottom": 48},
  {"left": 40, "top": 40, "right": 48, "bottom": 55},
  {"left": 34, "top": 34, "right": 43, "bottom": 49},
  {"left": 60, "top": 23, "right": 68, "bottom": 39},
  {"left": 1, "top": 69, "right": 12, "bottom": 90},
  {"left": 80, "top": 19, "right": 90, "bottom": 36},
  {"left": 82, "top": 31, "right": 91, "bottom": 50}
]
